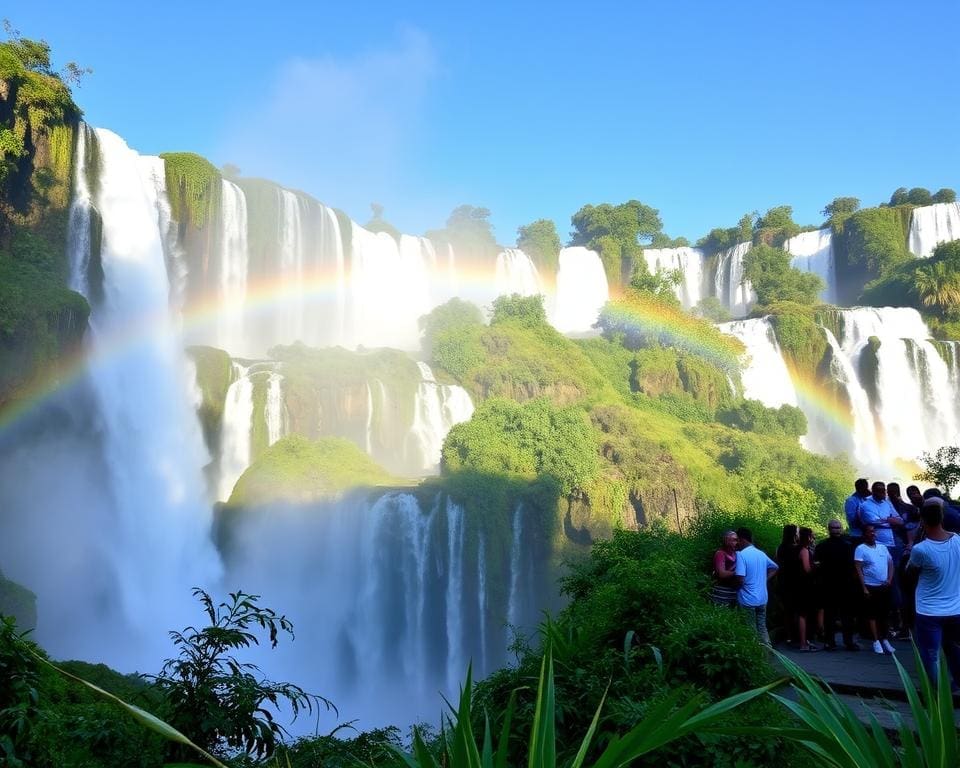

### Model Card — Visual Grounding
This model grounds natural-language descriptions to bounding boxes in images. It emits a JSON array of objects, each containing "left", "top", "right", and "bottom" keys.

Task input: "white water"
[
  {"left": 216, "top": 180, "right": 249, "bottom": 354},
  {"left": 60, "top": 128, "right": 217, "bottom": 665},
  {"left": 714, "top": 242, "right": 754, "bottom": 318},
  {"left": 495, "top": 248, "right": 542, "bottom": 297},
  {"left": 277, "top": 190, "right": 305, "bottom": 344},
  {"left": 408, "top": 361, "right": 475, "bottom": 472},
  {"left": 217, "top": 363, "right": 253, "bottom": 501},
  {"left": 265, "top": 371, "right": 286, "bottom": 447},
  {"left": 719, "top": 318, "right": 797, "bottom": 408},
  {"left": 909, "top": 202, "right": 960, "bottom": 258},
  {"left": 551, "top": 247, "right": 610, "bottom": 333},
  {"left": 785, "top": 229, "right": 836, "bottom": 303},
  {"left": 642, "top": 246, "right": 705, "bottom": 309}
]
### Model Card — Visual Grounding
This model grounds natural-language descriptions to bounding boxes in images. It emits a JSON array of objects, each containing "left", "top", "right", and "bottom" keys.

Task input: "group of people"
[{"left": 711, "top": 478, "right": 960, "bottom": 691}]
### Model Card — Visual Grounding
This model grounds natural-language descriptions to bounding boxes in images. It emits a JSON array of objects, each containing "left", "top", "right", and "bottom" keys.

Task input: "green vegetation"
[
  {"left": 696, "top": 212, "right": 754, "bottom": 254},
  {"left": 426, "top": 205, "right": 497, "bottom": 263},
  {"left": 717, "top": 399, "right": 807, "bottom": 438},
  {"left": 228, "top": 434, "right": 397, "bottom": 506},
  {"left": 888, "top": 186, "right": 956, "bottom": 206},
  {"left": 569, "top": 200, "right": 665, "bottom": 285},
  {"left": 754, "top": 205, "right": 802, "bottom": 246},
  {"left": 0, "top": 570, "right": 35, "bottom": 631},
  {"left": 160, "top": 152, "right": 221, "bottom": 229},
  {"left": 186, "top": 345, "right": 233, "bottom": 454},
  {"left": 742, "top": 244, "right": 823, "bottom": 306},
  {"left": 821, "top": 196, "right": 860, "bottom": 229},
  {"left": 517, "top": 218, "right": 561, "bottom": 273},
  {"left": 914, "top": 445, "right": 960, "bottom": 494}
]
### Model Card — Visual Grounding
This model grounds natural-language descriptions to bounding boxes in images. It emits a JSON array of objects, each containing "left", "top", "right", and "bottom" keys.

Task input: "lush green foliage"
[
  {"left": 419, "top": 298, "right": 487, "bottom": 381},
  {"left": 696, "top": 213, "right": 754, "bottom": 254},
  {"left": 186, "top": 345, "right": 233, "bottom": 454},
  {"left": 490, "top": 293, "right": 548, "bottom": 327},
  {"left": 228, "top": 434, "right": 397, "bottom": 505},
  {"left": 161, "top": 152, "right": 222, "bottom": 229},
  {"left": 831, "top": 204, "right": 913, "bottom": 299},
  {"left": 442, "top": 398, "right": 599, "bottom": 496},
  {"left": 151, "top": 588, "right": 331, "bottom": 761},
  {"left": 742, "top": 244, "right": 824, "bottom": 306},
  {"left": 426, "top": 205, "right": 497, "bottom": 262},
  {"left": 569, "top": 200, "right": 664, "bottom": 284},
  {"left": 517, "top": 218, "right": 561, "bottom": 273},
  {"left": 628, "top": 263, "right": 682, "bottom": 307},
  {"left": 820, "top": 196, "right": 859, "bottom": 228},
  {"left": 717, "top": 399, "right": 807, "bottom": 438},
  {"left": 914, "top": 445, "right": 960, "bottom": 494},
  {"left": 692, "top": 296, "right": 732, "bottom": 323},
  {"left": 0, "top": 570, "right": 35, "bottom": 632},
  {"left": 933, "top": 187, "right": 957, "bottom": 204},
  {"left": 754, "top": 205, "right": 801, "bottom": 246}
]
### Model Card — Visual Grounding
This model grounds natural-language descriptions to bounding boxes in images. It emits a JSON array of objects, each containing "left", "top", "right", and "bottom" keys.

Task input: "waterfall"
[
  {"left": 218, "top": 363, "right": 253, "bottom": 501},
  {"left": 784, "top": 229, "right": 836, "bottom": 303},
  {"left": 713, "top": 242, "right": 754, "bottom": 318},
  {"left": 60, "top": 128, "right": 218, "bottom": 665},
  {"left": 908, "top": 202, "right": 960, "bottom": 258},
  {"left": 277, "top": 189, "right": 305, "bottom": 344},
  {"left": 408, "top": 361, "right": 475, "bottom": 473},
  {"left": 67, "top": 124, "right": 95, "bottom": 296},
  {"left": 265, "top": 371, "right": 286, "bottom": 447},
  {"left": 642, "top": 246, "right": 704, "bottom": 309},
  {"left": 718, "top": 318, "right": 798, "bottom": 408},
  {"left": 495, "top": 248, "right": 542, "bottom": 297},
  {"left": 216, "top": 180, "right": 249, "bottom": 354},
  {"left": 445, "top": 499, "right": 466, "bottom": 693},
  {"left": 551, "top": 247, "right": 610, "bottom": 333}
]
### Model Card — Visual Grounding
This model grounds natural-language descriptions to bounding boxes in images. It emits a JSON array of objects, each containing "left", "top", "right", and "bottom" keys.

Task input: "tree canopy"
[
  {"left": 516, "top": 218, "right": 561, "bottom": 272},
  {"left": 742, "top": 244, "right": 823, "bottom": 306},
  {"left": 569, "top": 200, "right": 664, "bottom": 283}
]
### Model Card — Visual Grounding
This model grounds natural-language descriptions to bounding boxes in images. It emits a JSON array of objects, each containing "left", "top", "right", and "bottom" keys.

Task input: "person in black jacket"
[{"left": 814, "top": 519, "right": 860, "bottom": 650}]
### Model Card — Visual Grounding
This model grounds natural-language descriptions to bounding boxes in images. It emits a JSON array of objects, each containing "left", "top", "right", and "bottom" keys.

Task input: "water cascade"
[
  {"left": 784, "top": 229, "right": 836, "bottom": 303},
  {"left": 217, "top": 363, "right": 254, "bottom": 501},
  {"left": 216, "top": 181, "right": 249, "bottom": 354},
  {"left": 719, "top": 318, "right": 798, "bottom": 409},
  {"left": 909, "top": 202, "right": 960, "bottom": 258},
  {"left": 551, "top": 247, "right": 610, "bottom": 333},
  {"left": 220, "top": 492, "right": 551, "bottom": 729},
  {"left": 60, "top": 128, "right": 217, "bottom": 663},
  {"left": 495, "top": 248, "right": 542, "bottom": 297},
  {"left": 408, "top": 362, "right": 475, "bottom": 473},
  {"left": 713, "top": 242, "right": 754, "bottom": 318},
  {"left": 265, "top": 371, "right": 286, "bottom": 447},
  {"left": 642, "top": 246, "right": 705, "bottom": 310}
]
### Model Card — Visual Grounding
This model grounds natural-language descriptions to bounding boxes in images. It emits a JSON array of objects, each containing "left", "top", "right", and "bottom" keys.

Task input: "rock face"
[{"left": 0, "top": 570, "right": 37, "bottom": 631}]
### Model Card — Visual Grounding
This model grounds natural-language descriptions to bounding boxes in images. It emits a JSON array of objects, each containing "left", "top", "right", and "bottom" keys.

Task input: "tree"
[
  {"left": 913, "top": 261, "right": 960, "bottom": 315},
  {"left": 821, "top": 197, "right": 860, "bottom": 227},
  {"left": 754, "top": 205, "right": 800, "bottom": 241},
  {"left": 907, "top": 187, "right": 934, "bottom": 206},
  {"left": 569, "top": 200, "right": 664, "bottom": 283},
  {"left": 742, "top": 244, "right": 824, "bottom": 306},
  {"left": 365, "top": 202, "right": 400, "bottom": 240},
  {"left": 694, "top": 296, "right": 732, "bottom": 323},
  {"left": 152, "top": 588, "right": 332, "bottom": 761},
  {"left": 915, "top": 445, "right": 960, "bottom": 495},
  {"left": 629, "top": 263, "right": 681, "bottom": 307},
  {"left": 933, "top": 188, "right": 957, "bottom": 204},
  {"left": 3, "top": 20, "right": 90, "bottom": 85},
  {"left": 490, "top": 293, "right": 548, "bottom": 328},
  {"left": 889, "top": 187, "right": 910, "bottom": 206},
  {"left": 516, "top": 219, "right": 561, "bottom": 272}
]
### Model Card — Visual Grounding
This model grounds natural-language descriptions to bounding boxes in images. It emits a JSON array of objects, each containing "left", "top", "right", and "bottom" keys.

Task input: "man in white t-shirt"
[
  {"left": 906, "top": 502, "right": 960, "bottom": 690},
  {"left": 854, "top": 525, "right": 895, "bottom": 655},
  {"left": 734, "top": 527, "right": 778, "bottom": 646}
]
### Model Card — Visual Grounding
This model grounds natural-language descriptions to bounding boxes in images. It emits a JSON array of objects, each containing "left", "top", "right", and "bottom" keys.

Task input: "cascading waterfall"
[
  {"left": 67, "top": 124, "right": 95, "bottom": 295},
  {"left": 642, "top": 246, "right": 705, "bottom": 309},
  {"left": 61, "top": 127, "right": 218, "bottom": 665},
  {"left": 495, "top": 248, "right": 542, "bottom": 297},
  {"left": 784, "top": 229, "right": 836, "bottom": 303},
  {"left": 265, "top": 371, "right": 286, "bottom": 447},
  {"left": 408, "top": 361, "right": 475, "bottom": 473},
  {"left": 909, "top": 202, "right": 960, "bottom": 258},
  {"left": 216, "top": 180, "right": 249, "bottom": 354},
  {"left": 217, "top": 363, "right": 253, "bottom": 501},
  {"left": 277, "top": 189, "right": 305, "bottom": 344},
  {"left": 718, "top": 318, "right": 798, "bottom": 409},
  {"left": 713, "top": 242, "right": 754, "bottom": 318},
  {"left": 219, "top": 490, "right": 550, "bottom": 728},
  {"left": 551, "top": 247, "right": 610, "bottom": 333}
]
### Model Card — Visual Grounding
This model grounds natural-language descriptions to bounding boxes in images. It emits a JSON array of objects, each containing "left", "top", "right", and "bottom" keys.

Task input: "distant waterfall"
[
  {"left": 277, "top": 190, "right": 305, "bottom": 344},
  {"left": 216, "top": 180, "right": 249, "bottom": 354},
  {"left": 217, "top": 363, "right": 253, "bottom": 501},
  {"left": 784, "top": 229, "right": 836, "bottom": 303},
  {"left": 265, "top": 372, "right": 286, "bottom": 447},
  {"left": 909, "top": 202, "right": 960, "bottom": 258},
  {"left": 642, "top": 246, "right": 705, "bottom": 309},
  {"left": 495, "top": 248, "right": 542, "bottom": 297},
  {"left": 408, "top": 362, "right": 474, "bottom": 473},
  {"left": 551, "top": 247, "right": 610, "bottom": 333},
  {"left": 719, "top": 318, "right": 798, "bottom": 409},
  {"left": 721, "top": 308, "right": 960, "bottom": 474},
  {"left": 713, "top": 242, "right": 754, "bottom": 318},
  {"left": 61, "top": 127, "right": 218, "bottom": 664},
  {"left": 221, "top": 490, "right": 551, "bottom": 729}
]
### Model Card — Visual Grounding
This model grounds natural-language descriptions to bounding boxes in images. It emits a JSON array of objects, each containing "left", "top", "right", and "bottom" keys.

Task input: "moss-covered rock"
[
  {"left": 832, "top": 205, "right": 913, "bottom": 304},
  {"left": 228, "top": 434, "right": 397, "bottom": 505},
  {"left": 160, "top": 152, "right": 221, "bottom": 230},
  {"left": 858, "top": 335, "right": 882, "bottom": 412},
  {"left": 186, "top": 345, "right": 232, "bottom": 454}
]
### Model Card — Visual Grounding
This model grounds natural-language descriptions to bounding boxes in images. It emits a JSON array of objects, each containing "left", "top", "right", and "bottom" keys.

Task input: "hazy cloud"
[{"left": 217, "top": 26, "right": 436, "bottom": 221}]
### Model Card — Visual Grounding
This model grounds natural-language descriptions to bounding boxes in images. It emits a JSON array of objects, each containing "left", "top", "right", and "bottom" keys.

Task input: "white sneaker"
[
  {"left": 881, "top": 639, "right": 896, "bottom": 654},
  {"left": 873, "top": 640, "right": 884, "bottom": 655}
]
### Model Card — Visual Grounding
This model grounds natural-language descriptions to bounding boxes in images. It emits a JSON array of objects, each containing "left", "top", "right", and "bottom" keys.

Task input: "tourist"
[
  {"left": 815, "top": 519, "right": 859, "bottom": 650},
  {"left": 710, "top": 530, "right": 739, "bottom": 607},
  {"left": 888, "top": 482, "right": 918, "bottom": 546},
  {"left": 854, "top": 525, "right": 895, "bottom": 655},
  {"left": 922, "top": 489, "right": 960, "bottom": 533},
  {"left": 793, "top": 527, "right": 819, "bottom": 651},
  {"left": 734, "top": 527, "right": 778, "bottom": 646},
  {"left": 906, "top": 501, "right": 960, "bottom": 690},
  {"left": 775, "top": 524, "right": 799, "bottom": 644},
  {"left": 844, "top": 478, "right": 870, "bottom": 546}
]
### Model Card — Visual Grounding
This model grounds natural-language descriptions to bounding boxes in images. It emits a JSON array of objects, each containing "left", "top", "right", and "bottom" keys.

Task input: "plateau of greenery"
[
  {"left": 742, "top": 244, "right": 824, "bottom": 307},
  {"left": 228, "top": 434, "right": 397, "bottom": 506}
]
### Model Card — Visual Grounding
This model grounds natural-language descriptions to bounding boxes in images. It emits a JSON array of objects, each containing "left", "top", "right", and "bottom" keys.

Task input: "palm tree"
[{"left": 913, "top": 262, "right": 960, "bottom": 315}]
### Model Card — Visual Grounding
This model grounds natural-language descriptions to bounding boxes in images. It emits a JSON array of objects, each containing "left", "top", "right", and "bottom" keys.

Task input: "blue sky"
[{"left": 13, "top": 1, "right": 960, "bottom": 245}]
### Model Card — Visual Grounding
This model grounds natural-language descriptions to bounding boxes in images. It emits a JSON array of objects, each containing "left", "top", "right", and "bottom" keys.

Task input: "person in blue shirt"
[
  {"left": 844, "top": 478, "right": 870, "bottom": 545},
  {"left": 734, "top": 527, "right": 779, "bottom": 646}
]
